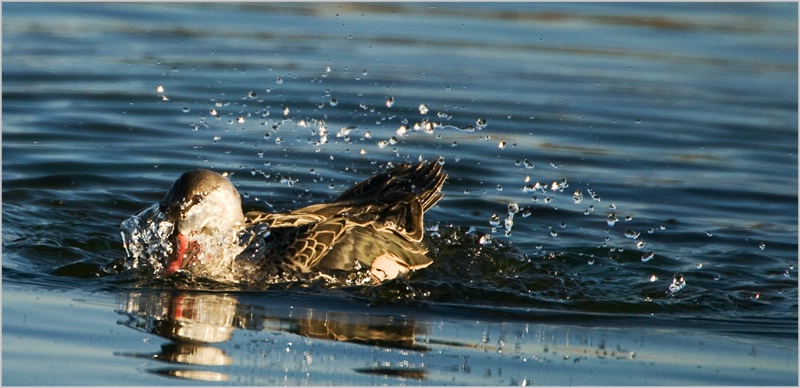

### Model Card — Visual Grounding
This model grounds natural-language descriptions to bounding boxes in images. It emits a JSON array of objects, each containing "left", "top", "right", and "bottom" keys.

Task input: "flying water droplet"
[
  {"left": 508, "top": 203, "right": 519, "bottom": 215},
  {"left": 669, "top": 273, "right": 686, "bottom": 293},
  {"left": 479, "top": 234, "right": 493, "bottom": 245},
  {"left": 573, "top": 190, "right": 583, "bottom": 204},
  {"left": 523, "top": 159, "right": 534, "bottom": 169},
  {"left": 624, "top": 229, "right": 640, "bottom": 239},
  {"left": 607, "top": 213, "right": 618, "bottom": 227}
]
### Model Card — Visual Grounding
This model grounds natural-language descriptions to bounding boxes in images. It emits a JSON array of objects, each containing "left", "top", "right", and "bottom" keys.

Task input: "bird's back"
[{"left": 245, "top": 160, "right": 447, "bottom": 278}]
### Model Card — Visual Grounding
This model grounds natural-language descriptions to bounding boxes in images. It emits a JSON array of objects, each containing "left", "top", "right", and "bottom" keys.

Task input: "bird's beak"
[{"left": 162, "top": 233, "right": 199, "bottom": 276}]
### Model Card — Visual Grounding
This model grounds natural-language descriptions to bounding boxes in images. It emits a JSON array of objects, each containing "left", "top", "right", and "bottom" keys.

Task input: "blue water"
[{"left": 3, "top": 2, "right": 797, "bottom": 385}]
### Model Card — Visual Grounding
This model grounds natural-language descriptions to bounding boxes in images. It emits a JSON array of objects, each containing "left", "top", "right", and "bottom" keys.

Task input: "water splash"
[
  {"left": 119, "top": 203, "right": 266, "bottom": 282},
  {"left": 668, "top": 273, "right": 686, "bottom": 294},
  {"left": 120, "top": 204, "right": 174, "bottom": 274}
]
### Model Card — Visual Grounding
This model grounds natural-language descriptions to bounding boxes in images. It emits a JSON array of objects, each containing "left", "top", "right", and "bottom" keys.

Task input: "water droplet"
[
  {"left": 706, "top": 231, "right": 713, "bottom": 237},
  {"left": 607, "top": 213, "right": 618, "bottom": 227},
  {"left": 588, "top": 259, "right": 595, "bottom": 265},
  {"left": 395, "top": 125, "right": 408, "bottom": 137},
  {"left": 496, "top": 184, "right": 503, "bottom": 191},
  {"left": 649, "top": 274, "right": 658, "bottom": 282},
  {"left": 181, "top": 107, "right": 190, "bottom": 113},
  {"left": 508, "top": 203, "right": 519, "bottom": 215},
  {"left": 276, "top": 77, "right": 284, "bottom": 84},
  {"left": 523, "top": 159, "right": 534, "bottom": 169},
  {"left": 156, "top": 85, "right": 165, "bottom": 93},
  {"left": 521, "top": 207, "right": 532, "bottom": 218},
  {"left": 418, "top": 104, "right": 429, "bottom": 114},
  {"left": 624, "top": 229, "right": 640, "bottom": 239},
  {"left": 237, "top": 116, "right": 245, "bottom": 123},
  {"left": 209, "top": 109, "right": 219, "bottom": 117},
  {"left": 479, "top": 234, "right": 493, "bottom": 245},
  {"left": 668, "top": 273, "right": 686, "bottom": 293},
  {"left": 696, "top": 263, "right": 703, "bottom": 269},
  {"left": 489, "top": 214, "right": 501, "bottom": 227},
  {"left": 498, "top": 141, "right": 506, "bottom": 149},
  {"left": 549, "top": 229, "right": 558, "bottom": 237},
  {"left": 329, "top": 98, "right": 338, "bottom": 107},
  {"left": 385, "top": 97, "right": 394, "bottom": 108},
  {"left": 573, "top": 190, "right": 583, "bottom": 204},
  {"left": 504, "top": 216, "right": 513, "bottom": 231},
  {"left": 283, "top": 106, "right": 290, "bottom": 116},
  {"left": 641, "top": 252, "right": 654, "bottom": 262},
  {"left": 758, "top": 242, "right": 766, "bottom": 250},
  {"left": 476, "top": 118, "right": 488, "bottom": 130}
]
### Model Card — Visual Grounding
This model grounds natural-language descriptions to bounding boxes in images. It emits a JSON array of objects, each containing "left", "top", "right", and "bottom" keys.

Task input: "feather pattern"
[{"left": 245, "top": 160, "right": 447, "bottom": 275}]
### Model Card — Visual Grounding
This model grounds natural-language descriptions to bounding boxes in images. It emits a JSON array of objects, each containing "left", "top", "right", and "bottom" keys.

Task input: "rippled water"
[{"left": 3, "top": 3, "right": 797, "bottom": 385}]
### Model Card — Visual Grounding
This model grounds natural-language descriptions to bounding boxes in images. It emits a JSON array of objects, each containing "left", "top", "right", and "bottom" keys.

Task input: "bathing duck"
[{"left": 155, "top": 160, "right": 447, "bottom": 283}]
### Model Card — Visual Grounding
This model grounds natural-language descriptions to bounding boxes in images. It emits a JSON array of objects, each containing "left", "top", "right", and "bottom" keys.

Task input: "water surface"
[{"left": 3, "top": 2, "right": 797, "bottom": 385}]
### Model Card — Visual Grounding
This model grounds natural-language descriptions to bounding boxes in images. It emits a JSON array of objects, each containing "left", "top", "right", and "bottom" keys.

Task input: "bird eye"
[{"left": 191, "top": 194, "right": 204, "bottom": 205}]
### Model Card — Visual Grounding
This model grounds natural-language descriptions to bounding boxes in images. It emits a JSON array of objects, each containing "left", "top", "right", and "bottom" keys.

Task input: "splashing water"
[
  {"left": 668, "top": 273, "right": 686, "bottom": 294},
  {"left": 120, "top": 204, "right": 174, "bottom": 274},
  {"left": 119, "top": 204, "right": 267, "bottom": 283}
]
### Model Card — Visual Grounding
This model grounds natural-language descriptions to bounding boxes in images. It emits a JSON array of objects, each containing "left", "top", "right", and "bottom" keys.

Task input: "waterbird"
[{"left": 154, "top": 159, "right": 447, "bottom": 283}]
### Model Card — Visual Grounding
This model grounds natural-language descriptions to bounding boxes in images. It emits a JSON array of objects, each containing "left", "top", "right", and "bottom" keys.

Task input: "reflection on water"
[
  {"left": 108, "top": 287, "right": 795, "bottom": 385},
  {"left": 116, "top": 291, "right": 428, "bottom": 381}
]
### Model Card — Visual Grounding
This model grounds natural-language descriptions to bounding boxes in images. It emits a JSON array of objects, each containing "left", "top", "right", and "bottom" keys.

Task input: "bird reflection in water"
[{"left": 115, "top": 291, "right": 428, "bottom": 382}]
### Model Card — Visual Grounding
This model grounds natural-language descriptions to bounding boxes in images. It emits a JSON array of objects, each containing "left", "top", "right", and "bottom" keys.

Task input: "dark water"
[{"left": 3, "top": 2, "right": 797, "bottom": 385}]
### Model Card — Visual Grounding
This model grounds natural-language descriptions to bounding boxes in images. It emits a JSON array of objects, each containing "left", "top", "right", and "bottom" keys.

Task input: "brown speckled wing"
[{"left": 243, "top": 160, "right": 446, "bottom": 274}]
